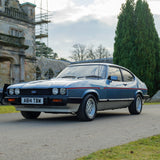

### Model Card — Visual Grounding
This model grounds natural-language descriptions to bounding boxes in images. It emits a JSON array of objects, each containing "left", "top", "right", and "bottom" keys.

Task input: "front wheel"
[
  {"left": 128, "top": 94, "right": 143, "bottom": 115},
  {"left": 77, "top": 94, "right": 97, "bottom": 121},
  {"left": 21, "top": 111, "right": 41, "bottom": 119}
]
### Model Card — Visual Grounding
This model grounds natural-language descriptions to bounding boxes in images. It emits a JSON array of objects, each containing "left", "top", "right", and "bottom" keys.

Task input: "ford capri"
[{"left": 5, "top": 63, "right": 148, "bottom": 121}]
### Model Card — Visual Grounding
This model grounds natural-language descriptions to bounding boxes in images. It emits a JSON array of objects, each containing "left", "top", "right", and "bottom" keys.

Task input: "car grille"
[{"left": 20, "top": 89, "right": 52, "bottom": 95}]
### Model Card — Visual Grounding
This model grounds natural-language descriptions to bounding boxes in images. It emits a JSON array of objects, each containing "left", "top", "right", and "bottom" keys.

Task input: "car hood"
[{"left": 8, "top": 78, "right": 99, "bottom": 89}]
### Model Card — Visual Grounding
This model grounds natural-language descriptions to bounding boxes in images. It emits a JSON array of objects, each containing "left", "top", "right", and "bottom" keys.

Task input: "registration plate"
[{"left": 21, "top": 98, "right": 44, "bottom": 104}]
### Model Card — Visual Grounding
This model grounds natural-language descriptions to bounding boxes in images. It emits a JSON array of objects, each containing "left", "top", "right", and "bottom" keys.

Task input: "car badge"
[{"left": 31, "top": 90, "right": 37, "bottom": 94}]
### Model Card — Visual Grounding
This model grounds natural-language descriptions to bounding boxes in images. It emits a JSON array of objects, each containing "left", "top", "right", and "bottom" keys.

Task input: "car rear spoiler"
[{"left": 0, "top": 84, "right": 10, "bottom": 105}]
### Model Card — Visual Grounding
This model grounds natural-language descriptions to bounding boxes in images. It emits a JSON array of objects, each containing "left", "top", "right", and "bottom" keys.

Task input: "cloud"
[
  {"left": 19, "top": 0, "right": 160, "bottom": 60},
  {"left": 50, "top": 0, "right": 124, "bottom": 26},
  {"left": 48, "top": 16, "right": 116, "bottom": 59}
]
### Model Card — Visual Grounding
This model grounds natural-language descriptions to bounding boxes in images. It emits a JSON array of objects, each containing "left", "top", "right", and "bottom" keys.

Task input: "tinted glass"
[
  {"left": 108, "top": 67, "right": 122, "bottom": 81},
  {"left": 121, "top": 69, "right": 134, "bottom": 82}
]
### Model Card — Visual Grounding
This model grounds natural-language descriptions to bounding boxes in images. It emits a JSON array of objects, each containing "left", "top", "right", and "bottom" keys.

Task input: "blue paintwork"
[{"left": 6, "top": 63, "right": 148, "bottom": 113}]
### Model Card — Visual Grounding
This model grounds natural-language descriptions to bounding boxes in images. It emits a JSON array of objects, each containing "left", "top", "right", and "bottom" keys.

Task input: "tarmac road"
[{"left": 0, "top": 104, "right": 160, "bottom": 160}]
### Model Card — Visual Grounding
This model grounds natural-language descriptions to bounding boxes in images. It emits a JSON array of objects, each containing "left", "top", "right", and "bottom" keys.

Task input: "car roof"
[
  {"left": 69, "top": 63, "right": 122, "bottom": 68},
  {"left": 69, "top": 63, "right": 134, "bottom": 75}
]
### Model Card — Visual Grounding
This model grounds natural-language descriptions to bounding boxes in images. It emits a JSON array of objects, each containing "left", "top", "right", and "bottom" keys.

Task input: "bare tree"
[
  {"left": 95, "top": 45, "right": 109, "bottom": 59},
  {"left": 70, "top": 44, "right": 87, "bottom": 61},
  {"left": 86, "top": 46, "right": 96, "bottom": 60},
  {"left": 70, "top": 44, "right": 110, "bottom": 61}
]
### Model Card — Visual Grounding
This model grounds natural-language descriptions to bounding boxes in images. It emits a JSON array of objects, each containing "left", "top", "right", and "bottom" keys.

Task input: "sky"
[{"left": 20, "top": 0, "right": 160, "bottom": 60}]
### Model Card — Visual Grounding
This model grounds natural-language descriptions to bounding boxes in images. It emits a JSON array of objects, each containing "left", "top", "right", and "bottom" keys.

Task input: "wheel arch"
[
  {"left": 135, "top": 90, "right": 143, "bottom": 99},
  {"left": 82, "top": 89, "right": 99, "bottom": 102}
]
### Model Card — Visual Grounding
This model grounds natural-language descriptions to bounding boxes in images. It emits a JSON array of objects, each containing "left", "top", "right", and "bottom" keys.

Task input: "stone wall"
[
  {"left": 0, "top": 0, "right": 36, "bottom": 88},
  {"left": 0, "top": 61, "right": 10, "bottom": 87}
]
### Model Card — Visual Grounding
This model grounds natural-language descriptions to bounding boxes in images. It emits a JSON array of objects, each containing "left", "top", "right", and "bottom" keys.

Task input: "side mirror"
[{"left": 108, "top": 76, "right": 118, "bottom": 81}]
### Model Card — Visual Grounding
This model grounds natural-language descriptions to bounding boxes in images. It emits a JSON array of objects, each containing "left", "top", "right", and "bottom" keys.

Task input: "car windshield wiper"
[
  {"left": 77, "top": 76, "right": 85, "bottom": 79},
  {"left": 61, "top": 76, "right": 76, "bottom": 78},
  {"left": 85, "top": 75, "right": 102, "bottom": 79}
]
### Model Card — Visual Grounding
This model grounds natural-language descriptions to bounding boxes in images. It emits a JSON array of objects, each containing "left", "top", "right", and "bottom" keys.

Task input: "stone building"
[
  {"left": 0, "top": 0, "right": 69, "bottom": 89},
  {"left": 0, "top": 0, "right": 36, "bottom": 88}
]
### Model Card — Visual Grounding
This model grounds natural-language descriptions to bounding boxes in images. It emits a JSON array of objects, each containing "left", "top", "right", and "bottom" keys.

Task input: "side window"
[
  {"left": 108, "top": 67, "right": 122, "bottom": 81},
  {"left": 121, "top": 69, "right": 134, "bottom": 82}
]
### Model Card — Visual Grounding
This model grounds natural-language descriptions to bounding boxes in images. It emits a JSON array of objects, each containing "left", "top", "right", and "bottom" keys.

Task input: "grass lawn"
[
  {"left": 0, "top": 105, "right": 18, "bottom": 114},
  {"left": 144, "top": 102, "right": 160, "bottom": 105},
  {"left": 77, "top": 135, "right": 160, "bottom": 160}
]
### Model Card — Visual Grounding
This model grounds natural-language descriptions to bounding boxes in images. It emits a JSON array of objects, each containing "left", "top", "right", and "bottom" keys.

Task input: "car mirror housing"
[{"left": 108, "top": 76, "right": 118, "bottom": 81}]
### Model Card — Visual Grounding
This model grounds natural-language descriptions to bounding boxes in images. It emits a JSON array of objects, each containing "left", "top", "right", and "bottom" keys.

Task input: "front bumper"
[
  {"left": 15, "top": 104, "right": 80, "bottom": 113},
  {"left": 5, "top": 96, "right": 81, "bottom": 113}
]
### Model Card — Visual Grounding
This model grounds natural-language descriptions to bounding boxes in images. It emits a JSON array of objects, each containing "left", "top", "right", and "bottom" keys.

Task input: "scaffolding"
[
  {"left": 20, "top": 0, "right": 51, "bottom": 45},
  {"left": 35, "top": 0, "right": 51, "bottom": 45}
]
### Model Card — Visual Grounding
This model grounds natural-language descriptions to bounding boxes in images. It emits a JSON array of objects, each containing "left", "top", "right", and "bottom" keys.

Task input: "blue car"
[{"left": 5, "top": 63, "right": 149, "bottom": 121}]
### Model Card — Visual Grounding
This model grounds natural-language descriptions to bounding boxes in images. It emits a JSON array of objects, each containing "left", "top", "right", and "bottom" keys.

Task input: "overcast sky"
[{"left": 20, "top": 0, "right": 160, "bottom": 59}]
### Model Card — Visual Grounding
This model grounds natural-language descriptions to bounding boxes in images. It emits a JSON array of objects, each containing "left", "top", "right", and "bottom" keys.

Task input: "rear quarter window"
[{"left": 121, "top": 69, "right": 134, "bottom": 82}]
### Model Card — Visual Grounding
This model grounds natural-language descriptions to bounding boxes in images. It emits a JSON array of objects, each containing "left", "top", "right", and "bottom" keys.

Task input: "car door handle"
[{"left": 123, "top": 83, "right": 127, "bottom": 86}]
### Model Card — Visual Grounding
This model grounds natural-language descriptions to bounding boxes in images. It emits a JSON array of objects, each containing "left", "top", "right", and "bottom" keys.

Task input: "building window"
[
  {"left": 45, "top": 69, "right": 54, "bottom": 80},
  {"left": 10, "top": 28, "right": 24, "bottom": 37},
  {"left": 30, "top": 9, "right": 33, "bottom": 16},
  {"left": 36, "top": 67, "right": 41, "bottom": 80}
]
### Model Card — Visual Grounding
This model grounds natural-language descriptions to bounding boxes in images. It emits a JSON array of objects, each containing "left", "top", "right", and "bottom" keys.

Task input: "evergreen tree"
[
  {"left": 134, "top": 0, "right": 159, "bottom": 95},
  {"left": 113, "top": 0, "right": 135, "bottom": 69},
  {"left": 36, "top": 41, "right": 58, "bottom": 59},
  {"left": 114, "top": 0, "right": 160, "bottom": 96}
]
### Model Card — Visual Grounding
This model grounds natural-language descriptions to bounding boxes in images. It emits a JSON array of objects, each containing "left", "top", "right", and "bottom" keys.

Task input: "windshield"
[{"left": 57, "top": 64, "right": 106, "bottom": 79}]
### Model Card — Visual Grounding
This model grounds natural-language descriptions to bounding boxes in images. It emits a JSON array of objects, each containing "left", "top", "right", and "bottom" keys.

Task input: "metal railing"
[{"left": 5, "top": 7, "right": 29, "bottom": 21}]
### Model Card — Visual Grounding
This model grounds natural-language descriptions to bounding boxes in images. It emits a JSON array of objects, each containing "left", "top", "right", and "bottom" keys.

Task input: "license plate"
[{"left": 21, "top": 98, "right": 44, "bottom": 104}]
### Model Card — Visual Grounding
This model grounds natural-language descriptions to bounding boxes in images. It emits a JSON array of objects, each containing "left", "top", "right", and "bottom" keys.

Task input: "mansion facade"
[{"left": 0, "top": 0, "right": 69, "bottom": 88}]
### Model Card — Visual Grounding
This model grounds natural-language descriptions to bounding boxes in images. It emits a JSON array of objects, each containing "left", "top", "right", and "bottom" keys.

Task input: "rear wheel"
[
  {"left": 128, "top": 94, "right": 143, "bottom": 115},
  {"left": 21, "top": 111, "right": 41, "bottom": 119},
  {"left": 77, "top": 94, "right": 97, "bottom": 121}
]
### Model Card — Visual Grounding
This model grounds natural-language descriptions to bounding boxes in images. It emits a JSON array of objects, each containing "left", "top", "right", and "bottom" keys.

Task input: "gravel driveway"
[{"left": 0, "top": 104, "right": 160, "bottom": 160}]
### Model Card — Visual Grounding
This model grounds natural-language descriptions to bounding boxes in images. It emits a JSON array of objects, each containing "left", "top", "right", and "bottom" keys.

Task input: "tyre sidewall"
[
  {"left": 129, "top": 94, "right": 143, "bottom": 115},
  {"left": 77, "top": 94, "right": 97, "bottom": 121}
]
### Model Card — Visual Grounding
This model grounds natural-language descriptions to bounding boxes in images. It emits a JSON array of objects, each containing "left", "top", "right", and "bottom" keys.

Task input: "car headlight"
[
  {"left": 52, "top": 88, "right": 59, "bottom": 95},
  {"left": 60, "top": 88, "right": 66, "bottom": 95},
  {"left": 15, "top": 88, "right": 20, "bottom": 95},
  {"left": 9, "top": 89, "right": 14, "bottom": 95}
]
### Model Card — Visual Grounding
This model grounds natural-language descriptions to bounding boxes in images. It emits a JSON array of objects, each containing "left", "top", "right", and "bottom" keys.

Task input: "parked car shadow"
[{"left": 2, "top": 110, "right": 133, "bottom": 126}]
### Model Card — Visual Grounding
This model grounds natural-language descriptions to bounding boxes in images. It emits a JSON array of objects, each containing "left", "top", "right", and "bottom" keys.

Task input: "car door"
[
  {"left": 103, "top": 66, "right": 132, "bottom": 109},
  {"left": 120, "top": 68, "right": 137, "bottom": 99},
  {"left": 106, "top": 66, "right": 125, "bottom": 99}
]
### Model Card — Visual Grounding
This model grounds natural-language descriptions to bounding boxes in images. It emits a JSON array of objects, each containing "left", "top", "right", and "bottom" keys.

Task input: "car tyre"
[
  {"left": 128, "top": 94, "right": 143, "bottom": 115},
  {"left": 21, "top": 111, "right": 41, "bottom": 119},
  {"left": 77, "top": 94, "right": 97, "bottom": 121}
]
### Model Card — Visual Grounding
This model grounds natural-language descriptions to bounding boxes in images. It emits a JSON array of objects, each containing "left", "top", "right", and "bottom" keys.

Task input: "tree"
[
  {"left": 71, "top": 44, "right": 110, "bottom": 61},
  {"left": 58, "top": 57, "right": 69, "bottom": 61},
  {"left": 95, "top": 45, "right": 109, "bottom": 59},
  {"left": 113, "top": 0, "right": 135, "bottom": 69},
  {"left": 35, "top": 41, "right": 58, "bottom": 59},
  {"left": 113, "top": 0, "right": 160, "bottom": 96},
  {"left": 86, "top": 46, "right": 96, "bottom": 60},
  {"left": 70, "top": 44, "right": 87, "bottom": 61},
  {"left": 133, "top": 0, "right": 159, "bottom": 95}
]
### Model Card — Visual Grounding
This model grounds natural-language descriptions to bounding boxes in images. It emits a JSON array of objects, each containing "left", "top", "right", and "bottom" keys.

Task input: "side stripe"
[{"left": 67, "top": 87, "right": 147, "bottom": 91}]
